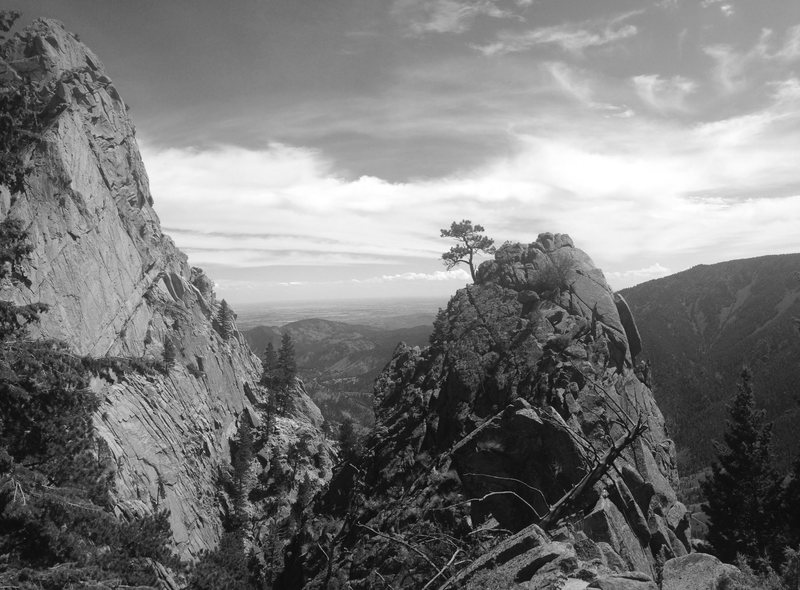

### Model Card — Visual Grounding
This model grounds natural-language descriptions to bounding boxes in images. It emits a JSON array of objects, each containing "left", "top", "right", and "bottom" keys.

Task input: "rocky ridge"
[
  {"left": 286, "top": 233, "right": 692, "bottom": 589},
  {"left": 0, "top": 18, "right": 331, "bottom": 559}
]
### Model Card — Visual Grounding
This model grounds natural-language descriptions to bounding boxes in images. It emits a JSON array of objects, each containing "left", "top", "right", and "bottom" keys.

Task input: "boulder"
[{"left": 661, "top": 553, "right": 745, "bottom": 590}]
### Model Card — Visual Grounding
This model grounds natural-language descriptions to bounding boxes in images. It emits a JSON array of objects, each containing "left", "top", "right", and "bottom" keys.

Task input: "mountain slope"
[
  {"left": 0, "top": 18, "right": 330, "bottom": 559},
  {"left": 621, "top": 253, "right": 800, "bottom": 470}
]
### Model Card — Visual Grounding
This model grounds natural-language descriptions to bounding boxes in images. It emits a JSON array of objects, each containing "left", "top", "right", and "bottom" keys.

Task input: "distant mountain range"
[
  {"left": 622, "top": 253, "right": 800, "bottom": 471},
  {"left": 244, "top": 318, "right": 432, "bottom": 428}
]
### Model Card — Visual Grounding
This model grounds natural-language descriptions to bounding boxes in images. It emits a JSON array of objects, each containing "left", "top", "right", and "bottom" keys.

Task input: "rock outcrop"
[
  {"left": 285, "top": 233, "right": 689, "bottom": 589},
  {"left": 0, "top": 19, "right": 331, "bottom": 559},
  {"left": 661, "top": 553, "right": 744, "bottom": 590}
]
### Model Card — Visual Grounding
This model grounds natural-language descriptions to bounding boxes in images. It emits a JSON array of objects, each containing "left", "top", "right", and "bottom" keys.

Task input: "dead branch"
[
  {"left": 358, "top": 524, "right": 440, "bottom": 572},
  {"left": 422, "top": 549, "right": 460, "bottom": 590},
  {"left": 375, "top": 569, "right": 396, "bottom": 590},
  {"left": 447, "top": 407, "right": 506, "bottom": 457},
  {"left": 537, "top": 415, "right": 647, "bottom": 530},
  {"left": 463, "top": 472, "right": 550, "bottom": 507},
  {"left": 438, "top": 490, "right": 542, "bottom": 519}
]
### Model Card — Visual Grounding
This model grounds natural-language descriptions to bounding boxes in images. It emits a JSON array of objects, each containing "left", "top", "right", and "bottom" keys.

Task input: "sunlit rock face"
[
  {"left": 0, "top": 19, "right": 332, "bottom": 558},
  {"left": 288, "top": 233, "right": 689, "bottom": 589}
]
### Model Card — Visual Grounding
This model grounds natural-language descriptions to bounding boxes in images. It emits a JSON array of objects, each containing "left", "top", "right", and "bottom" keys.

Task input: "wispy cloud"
[
  {"left": 392, "top": 0, "right": 520, "bottom": 36},
  {"left": 632, "top": 74, "right": 697, "bottom": 112},
  {"left": 705, "top": 25, "right": 800, "bottom": 94},
  {"left": 474, "top": 10, "right": 641, "bottom": 56},
  {"left": 546, "top": 61, "right": 633, "bottom": 115}
]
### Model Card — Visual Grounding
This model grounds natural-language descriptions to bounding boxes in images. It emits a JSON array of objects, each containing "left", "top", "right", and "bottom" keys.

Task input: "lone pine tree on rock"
[
  {"left": 702, "top": 367, "right": 780, "bottom": 566},
  {"left": 440, "top": 219, "right": 495, "bottom": 282}
]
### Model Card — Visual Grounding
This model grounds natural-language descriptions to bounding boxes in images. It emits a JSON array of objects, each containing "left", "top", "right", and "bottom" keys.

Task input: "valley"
[{"left": 243, "top": 317, "right": 433, "bottom": 429}]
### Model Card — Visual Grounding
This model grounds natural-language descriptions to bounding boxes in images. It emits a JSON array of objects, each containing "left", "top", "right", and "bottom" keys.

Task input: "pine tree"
[
  {"left": 0, "top": 11, "right": 47, "bottom": 197},
  {"left": 701, "top": 368, "right": 780, "bottom": 566},
  {"left": 230, "top": 420, "right": 253, "bottom": 534},
  {"left": 0, "top": 214, "right": 175, "bottom": 585},
  {"left": 782, "top": 456, "right": 800, "bottom": 550},
  {"left": 215, "top": 299, "right": 234, "bottom": 340},
  {"left": 260, "top": 341, "right": 278, "bottom": 387},
  {"left": 276, "top": 331, "right": 296, "bottom": 388},
  {"left": 338, "top": 417, "right": 362, "bottom": 465}
]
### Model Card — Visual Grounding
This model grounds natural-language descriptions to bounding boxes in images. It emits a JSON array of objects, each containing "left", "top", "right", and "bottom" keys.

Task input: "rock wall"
[
  {"left": 288, "top": 233, "right": 690, "bottom": 589},
  {"left": 0, "top": 18, "right": 330, "bottom": 559}
]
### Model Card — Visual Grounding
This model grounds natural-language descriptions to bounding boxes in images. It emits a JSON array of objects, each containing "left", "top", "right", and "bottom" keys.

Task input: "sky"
[{"left": 11, "top": 0, "right": 800, "bottom": 303}]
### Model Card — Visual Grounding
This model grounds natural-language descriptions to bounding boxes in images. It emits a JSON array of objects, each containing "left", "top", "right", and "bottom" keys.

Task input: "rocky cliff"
[
  {"left": 0, "top": 18, "right": 331, "bottom": 559},
  {"left": 286, "top": 234, "right": 690, "bottom": 589}
]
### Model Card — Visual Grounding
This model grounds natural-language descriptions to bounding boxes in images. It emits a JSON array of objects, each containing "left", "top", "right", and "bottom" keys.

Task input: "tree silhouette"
[
  {"left": 230, "top": 420, "right": 253, "bottom": 533},
  {"left": 338, "top": 417, "right": 362, "bottom": 465},
  {"left": 440, "top": 220, "right": 495, "bottom": 282},
  {"left": 261, "top": 341, "right": 278, "bottom": 387},
  {"left": 277, "top": 332, "right": 296, "bottom": 388},
  {"left": 701, "top": 368, "right": 780, "bottom": 566}
]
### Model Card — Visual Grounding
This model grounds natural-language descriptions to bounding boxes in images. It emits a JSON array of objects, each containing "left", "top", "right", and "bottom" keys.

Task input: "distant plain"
[{"left": 234, "top": 296, "right": 445, "bottom": 330}]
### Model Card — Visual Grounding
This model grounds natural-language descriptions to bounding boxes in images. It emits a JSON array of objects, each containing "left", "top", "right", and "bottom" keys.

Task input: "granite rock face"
[
  {"left": 0, "top": 19, "right": 330, "bottom": 558},
  {"left": 287, "top": 233, "right": 689, "bottom": 588}
]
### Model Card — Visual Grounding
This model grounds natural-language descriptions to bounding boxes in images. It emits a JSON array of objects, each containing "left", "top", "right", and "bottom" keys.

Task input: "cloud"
[
  {"left": 632, "top": 74, "right": 697, "bottom": 112},
  {"left": 140, "top": 66, "right": 800, "bottom": 302},
  {"left": 392, "top": 0, "right": 519, "bottom": 36},
  {"left": 546, "top": 61, "right": 632, "bottom": 115},
  {"left": 704, "top": 25, "right": 800, "bottom": 94},
  {"left": 474, "top": 10, "right": 641, "bottom": 56},
  {"left": 701, "top": 0, "right": 735, "bottom": 17},
  {"left": 606, "top": 263, "right": 671, "bottom": 288}
]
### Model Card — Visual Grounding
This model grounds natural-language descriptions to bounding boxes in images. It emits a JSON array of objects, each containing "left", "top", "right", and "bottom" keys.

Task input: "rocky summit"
[
  {"left": 285, "top": 233, "right": 691, "bottom": 589},
  {"left": 0, "top": 18, "right": 331, "bottom": 560}
]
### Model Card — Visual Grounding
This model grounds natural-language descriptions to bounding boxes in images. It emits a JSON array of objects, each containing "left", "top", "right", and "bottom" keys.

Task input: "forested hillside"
[
  {"left": 245, "top": 319, "right": 431, "bottom": 428},
  {"left": 622, "top": 254, "right": 800, "bottom": 470}
]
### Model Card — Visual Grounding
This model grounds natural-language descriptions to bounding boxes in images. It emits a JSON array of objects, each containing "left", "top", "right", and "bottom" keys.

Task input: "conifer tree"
[
  {"left": 276, "top": 331, "right": 296, "bottom": 387},
  {"left": 702, "top": 368, "right": 780, "bottom": 566},
  {"left": 782, "top": 456, "right": 800, "bottom": 550},
  {"left": 0, "top": 215, "right": 174, "bottom": 585},
  {"left": 215, "top": 299, "right": 234, "bottom": 340},
  {"left": 440, "top": 219, "right": 495, "bottom": 282},
  {"left": 230, "top": 420, "right": 253, "bottom": 533},
  {"left": 260, "top": 341, "right": 278, "bottom": 387},
  {"left": 338, "top": 417, "right": 362, "bottom": 465},
  {"left": 0, "top": 11, "right": 47, "bottom": 197}
]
